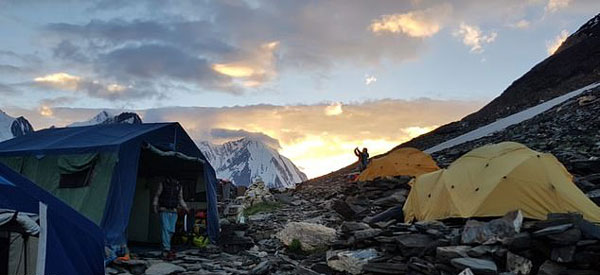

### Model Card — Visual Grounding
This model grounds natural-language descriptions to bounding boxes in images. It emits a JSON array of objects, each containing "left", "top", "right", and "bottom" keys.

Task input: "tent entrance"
[
  {"left": 0, "top": 211, "right": 39, "bottom": 275},
  {"left": 127, "top": 145, "right": 207, "bottom": 243}
]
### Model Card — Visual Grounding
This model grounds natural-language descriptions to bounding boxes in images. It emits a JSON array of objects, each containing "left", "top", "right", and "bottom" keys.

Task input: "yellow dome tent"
[
  {"left": 403, "top": 142, "right": 600, "bottom": 223},
  {"left": 357, "top": 147, "right": 439, "bottom": 181}
]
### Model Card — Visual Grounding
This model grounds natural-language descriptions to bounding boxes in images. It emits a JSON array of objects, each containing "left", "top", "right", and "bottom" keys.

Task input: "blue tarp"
[
  {"left": 0, "top": 162, "right": 105, "bottom": 275},
  {"left": 0, "top": 123, "right": 220, "bottom": 245}
]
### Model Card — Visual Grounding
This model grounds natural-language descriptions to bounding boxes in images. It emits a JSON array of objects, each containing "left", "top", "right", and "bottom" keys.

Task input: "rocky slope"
[
  {"left": 399, "top": 12, "right": 600, "bottom": 151},
  {"left": 68, "top": 110, "right": 142, "bottom": 127},
  {"left": 199, "top": 138, "right": 307, "bottom": 189},
  {"left": 0, "top": 110, "right": 34, "bottom": 142}
]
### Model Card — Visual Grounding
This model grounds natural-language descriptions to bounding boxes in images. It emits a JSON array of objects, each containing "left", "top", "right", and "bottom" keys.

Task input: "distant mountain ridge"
[
  {"left": 198, "top": 138, "right": 307, "bottom": 189},
  {"left": 0, "top": 110, "right": 34, "bottom": 142},
  {"left": 68, "top": 110, "right": 142, "bottom": 127}
]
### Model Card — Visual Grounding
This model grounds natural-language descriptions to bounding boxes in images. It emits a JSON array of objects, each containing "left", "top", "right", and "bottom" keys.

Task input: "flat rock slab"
[
  {"left": 436, "top": 246, "right": 471, "bottom": 263},
  {"left": 340, "top": 222, "right": 371, "bottom": 233},
  {"left": 362, "top": 263, "right": 408, "bottom": 274},
  {"left": 145, "top": 262, "right": 186, "bottom": 275},
  {"left": 533, "top": 224, "right": 573, "bottom": 237},
  {"left": 451, "top": 258, "right": 497, "bottom": 275}
]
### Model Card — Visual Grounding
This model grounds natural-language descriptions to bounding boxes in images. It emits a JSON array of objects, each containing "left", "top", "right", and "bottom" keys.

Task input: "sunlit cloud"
[
  {"left": 546, "top": 30, "right": 569, "bottom": 55},
  {"left": 32, "top": 72, "right": 138, "bottom": 100},
  {"left": 34, "top": 72, "right": 81, "bottom": 90},
  {"left": 324, "top": 102, "right": 343, "bottom": 116},
  {"left": 39, "top": 105, "right": 53, "bottom": 117},
  {"left": 369, "top": 4, "right": 451, "bottom": 38},
  {"left": 454, "top": 23, "right": 497, "bottom": 53},
  {"left": 546, "top": 0, "right": 572, "bottom": 13},
  {"left": 365, "top": 75, "right": 377, "bottom": 85},
  {"left": 402, "top": 126, "right": 438, "bottom": 138},
  {"left": 212, "top": 64, "right": 255, "bottom": 78},
  {"left": 211, "top": 41, "right": 280, "bottom": 88}
]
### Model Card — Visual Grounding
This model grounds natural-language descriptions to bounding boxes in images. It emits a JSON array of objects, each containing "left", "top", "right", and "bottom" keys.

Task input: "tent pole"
[{"left": 23, "top": 235, "right": 27, "bottom": 275}]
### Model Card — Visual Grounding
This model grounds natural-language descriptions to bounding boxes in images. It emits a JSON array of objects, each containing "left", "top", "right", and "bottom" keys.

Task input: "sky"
[{"left": 1, "top": 0, "right": 599, "bottom": 178}]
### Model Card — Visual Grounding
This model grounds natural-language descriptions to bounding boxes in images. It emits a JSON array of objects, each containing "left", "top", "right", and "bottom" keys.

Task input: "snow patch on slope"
[{"left": 425, "top": 82, "right": 600, "bottom": 154}]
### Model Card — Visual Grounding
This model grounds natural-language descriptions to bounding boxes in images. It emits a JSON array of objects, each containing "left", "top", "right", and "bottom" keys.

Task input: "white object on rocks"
[
  {"left": 461, "top": 210, "right": 523, "bottom": 244},
  {"left": 326, "top": 248, "right": 378, "bottom": 275},
  {"left": 451, "top": 258, "right": 497, "bottom": 275},
  {"left": 243, "top": 179, "right": 276, "bottom": 208},
  {"left": 458, "top": 268, "right": 475, "bottom": 275},
  {"left": 276, "top": 222, "right": 337, "bottom": 250}
]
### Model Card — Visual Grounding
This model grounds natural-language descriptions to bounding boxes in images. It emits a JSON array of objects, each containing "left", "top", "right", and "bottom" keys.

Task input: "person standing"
[
  {"left": 354, "top": 147, "right": 370, "bottom": 171},
  {"left": 152, "top": 177, "right": 189, "bottom": 260}
]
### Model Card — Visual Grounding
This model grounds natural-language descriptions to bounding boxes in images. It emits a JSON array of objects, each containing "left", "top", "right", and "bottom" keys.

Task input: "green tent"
[{"left": 0, "top": 123, "right": 220, "bottom": 245}]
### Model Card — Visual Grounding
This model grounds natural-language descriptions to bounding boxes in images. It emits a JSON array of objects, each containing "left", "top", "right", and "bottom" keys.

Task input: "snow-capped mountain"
[
  {"left": 198, "top": 138, "right": 308, "bottom": 189},
  {"left": 68, "top": 110, "right": 142, "bottom": 127},
  {"left": 0, "top": 110, "right": 34, "bottom": 142}
]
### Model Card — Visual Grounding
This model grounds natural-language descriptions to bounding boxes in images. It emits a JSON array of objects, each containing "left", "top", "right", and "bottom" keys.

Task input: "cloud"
[
  {"left": 96, "top": 44, "right": 236, "bottom": 93},
  {"left": 546, "top": 30, "right": 569, "bottom": 55},
  {"left": 454, "top": 23, "right": 497, "bottom": 53},
  {"left": 511, "top": 19, "right": 531, "bottom": 29},
  {"left": 0, "top": 64, "right": 23, "bottom": 74},
  {"left": 0, "top": 83, "right": 19, "bottom": 95},
  {"left": 34, "top": 72, "right": 81, "bottom": 90},
  {"left": 546, "top": 0, "right": 572, "bottom": 13},
  {"left": 369, "top": 4, "right": 451, "bottom": 38},
  {"left": 32, "top": 72, "right": 152, "bottom": 101},
  {"left": 39, "top": 105, "right": 53, "bottom": 117},
  {"left": 211, "top": 41, "right": 280, "bottom": 88},
  {"left": 209, "top": 128, "right": 281, "bottom": 149},
  {"left": 324, "top": 102, "right": 343, "bottom": 116},
  {"left": 365, "top": 75, "right": 377, "bottom": 85}
]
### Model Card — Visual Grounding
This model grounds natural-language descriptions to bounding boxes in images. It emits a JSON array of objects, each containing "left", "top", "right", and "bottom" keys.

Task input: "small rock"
[
  {"left": 326, "top": 249, "right": 378, "bottom": 275},
  {"left": 353, "top": 228, "right": 382, "bottom": 240},
  {"left": 145, "top": 262, "right": 186, "bottom": 275},
  {"left": 462, "top": 210, "right": 523, "bottom": 244},
  {"left": 546, "top": 228, "right": 581, "bottom": 245},
  {"left": 396, "top": 234, "right": 434, "bottom": 257},
  {"left": 506, "top": 251, "right": 532, "bottom": 275},
  {"left": 362, "top": 262, "right": 408, "bottom": 274},
  {"left": 340, "top": 221, "right": 371, "bottom": 233},
  {"left": 436, "top": 246, "right": 471, "bottom": 263},
  {"left": 363, "top": 205, "right": 404, "bottom": 224},
  {"left": 250, "top": 261, "right": 270, "bottom": 275},
  {"left": 551, "top": 245, "right": 576, "bottom": 263},
  {"left": 537, "top": 260, "right": 566, "bottom": 275},
  {"left": 451, "top": 258, "right": 497, "bottom": 275}
]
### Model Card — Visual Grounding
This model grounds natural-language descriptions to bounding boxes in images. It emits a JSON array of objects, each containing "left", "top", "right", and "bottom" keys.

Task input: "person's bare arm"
[
  {"left": 152, "top": 182, "right": 163, "bottom": 213},
  {"left": 178, "top": 187, "right": 189, "bottom": 212}
]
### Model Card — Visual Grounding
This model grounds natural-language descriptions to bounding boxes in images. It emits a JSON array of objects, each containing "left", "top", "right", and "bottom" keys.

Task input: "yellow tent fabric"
[
  {"left": 404, "top": 142, "right": 600, "bottom": 223},
  {"left": 357, "top": 147, "right": 439, "bottom": 181}
]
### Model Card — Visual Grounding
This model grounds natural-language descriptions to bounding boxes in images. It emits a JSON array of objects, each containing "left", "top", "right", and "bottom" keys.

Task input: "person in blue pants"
[{"left": 153, "top": 177, "right": 189, "bottom": 260}]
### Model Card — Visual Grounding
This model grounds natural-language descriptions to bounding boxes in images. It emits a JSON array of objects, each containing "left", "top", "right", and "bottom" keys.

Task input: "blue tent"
[
  {"left": 0, "top": 123, "right": 219, "bottom": 246},
  {"left": 0, "top": 162, "right": 105, "bottom": 275}
]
